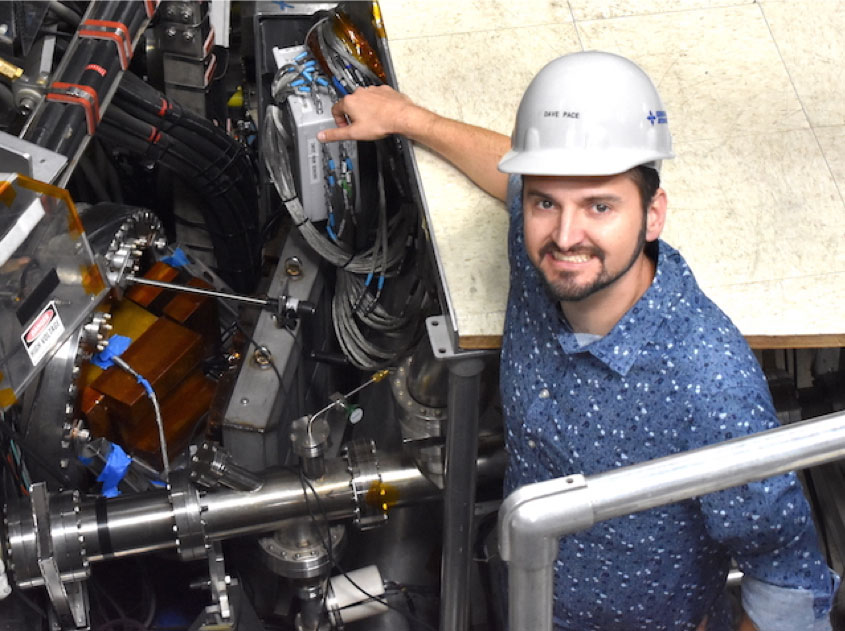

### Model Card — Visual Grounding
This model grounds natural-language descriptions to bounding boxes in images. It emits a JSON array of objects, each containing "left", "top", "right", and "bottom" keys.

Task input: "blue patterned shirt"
[{"left": 500, "top": 176, "right": 834, "bottom": 630}]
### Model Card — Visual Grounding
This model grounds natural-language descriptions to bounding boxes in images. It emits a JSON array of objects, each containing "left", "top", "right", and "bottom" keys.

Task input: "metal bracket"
[
  {"left": 425, "top": 315, "right": 491, "bottom": 360},
  {"left": 207, "top": 541, "right": 232, "bottom": 621},
  {"left": 0, "top": 131, "right": 67, "bottom": 183}
]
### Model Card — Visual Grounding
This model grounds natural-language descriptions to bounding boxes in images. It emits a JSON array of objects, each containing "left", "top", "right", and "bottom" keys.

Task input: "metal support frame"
[
  {"left": 498, "top": 408, "right": 845, "bottom": 631},
  {"left": 427, "top": 315, "right": 493, "bottom": 631}
]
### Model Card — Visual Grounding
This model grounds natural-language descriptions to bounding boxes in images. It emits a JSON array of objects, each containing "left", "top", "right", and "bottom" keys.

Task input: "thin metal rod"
[
  {"left": 125, "top": 275, "right": 270, "bottom": 307},
  {"left": 500, "top": 409, "right": 845, "bottom": 631},
  {"left": 440, "top": 357, "right": 485, "bottom": 631}
]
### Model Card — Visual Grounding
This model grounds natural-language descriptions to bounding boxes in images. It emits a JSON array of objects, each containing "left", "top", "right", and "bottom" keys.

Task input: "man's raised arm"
[{"left": 317, "top": 85, "right": 510, "bottom": 202}]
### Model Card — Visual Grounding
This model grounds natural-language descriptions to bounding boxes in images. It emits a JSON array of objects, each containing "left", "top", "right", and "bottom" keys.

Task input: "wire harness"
[{"left": 263, "top": 33, "right": 432, "bottom": 369}]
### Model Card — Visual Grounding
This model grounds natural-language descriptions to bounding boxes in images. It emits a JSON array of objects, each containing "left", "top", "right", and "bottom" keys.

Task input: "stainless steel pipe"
[
  {"left": 499, "top": 409, "right": 845, "bottom": 631},
  {"left": 5, "top": 447, "right": 505, "bottom": 588}
]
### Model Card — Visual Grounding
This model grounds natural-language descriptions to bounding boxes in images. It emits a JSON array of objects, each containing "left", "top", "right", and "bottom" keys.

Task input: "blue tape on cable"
[
  {"left": 90, "top": 335, "right": 131, "bottom": 369},
  {"left": 161, "top": 247, "right": 190, "bottom": 268},
  {"left": 150, "top": 479, "right": 167, "bottom": 488},
  {"left": 97, "top": 443, "right": 132, "bottom": 498},
  {"left": 332, "top": 77, "right": 349, "bottom": 96},
  {"left": 135, "top": 374, "right": 155, "bottom": 398}
]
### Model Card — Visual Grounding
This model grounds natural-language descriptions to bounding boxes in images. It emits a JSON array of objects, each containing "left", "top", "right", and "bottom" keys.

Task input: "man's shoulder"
[{"left": 653, "top": 243, "right": 764, "bottom": 387}]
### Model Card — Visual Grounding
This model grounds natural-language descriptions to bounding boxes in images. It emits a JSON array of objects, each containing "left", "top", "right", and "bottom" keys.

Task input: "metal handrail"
[{"left": 499, "top": 409, "right": 845, "bottom": 630}]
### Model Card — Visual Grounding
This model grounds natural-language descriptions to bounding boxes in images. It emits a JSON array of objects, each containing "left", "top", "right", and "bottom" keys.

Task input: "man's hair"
[{"left": 627, "top": 165, "right": 661, "bottom": 213}]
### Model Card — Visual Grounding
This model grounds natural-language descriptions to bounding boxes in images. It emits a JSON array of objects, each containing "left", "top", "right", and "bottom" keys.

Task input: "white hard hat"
[{"left": 498, "top": 51, "right": 674, "bottom": 176}]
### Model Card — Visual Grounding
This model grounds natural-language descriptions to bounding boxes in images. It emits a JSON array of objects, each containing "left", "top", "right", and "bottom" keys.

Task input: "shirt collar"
[{"left": 556, "top": 240, "right": 686, "bottom": 375}]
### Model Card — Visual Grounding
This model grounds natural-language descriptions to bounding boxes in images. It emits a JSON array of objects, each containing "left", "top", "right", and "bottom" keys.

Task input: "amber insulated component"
[{"left": 331, "top": 10, "right": 386, "bottom": 83}]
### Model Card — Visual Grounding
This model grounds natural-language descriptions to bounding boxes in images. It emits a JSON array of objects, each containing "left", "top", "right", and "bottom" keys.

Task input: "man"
[{"left": 318, "top": 51, "right": 837, "bottom": 630}]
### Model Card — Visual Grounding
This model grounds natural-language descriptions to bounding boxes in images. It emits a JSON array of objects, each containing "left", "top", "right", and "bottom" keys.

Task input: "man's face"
[{"left": 522, "top": 172, "right": 663, "bottom": 303}]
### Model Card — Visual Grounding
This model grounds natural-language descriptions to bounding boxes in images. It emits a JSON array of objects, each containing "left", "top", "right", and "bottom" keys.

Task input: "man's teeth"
[{"left": 551, "top": 252, "right": 591, "bottom": 263}]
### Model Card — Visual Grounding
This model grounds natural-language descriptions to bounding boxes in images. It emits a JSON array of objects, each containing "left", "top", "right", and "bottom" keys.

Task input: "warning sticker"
[{"left": 21, "top": 300, "right": 64, "bottom": 366}]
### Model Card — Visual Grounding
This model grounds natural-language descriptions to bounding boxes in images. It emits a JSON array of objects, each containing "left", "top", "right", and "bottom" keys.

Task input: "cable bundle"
[
  {"left": 97, "top": 72, "right": 261, "bottom": 293},
  {"left": 263, "top": 43, "right": 431, "bottom": 369}
]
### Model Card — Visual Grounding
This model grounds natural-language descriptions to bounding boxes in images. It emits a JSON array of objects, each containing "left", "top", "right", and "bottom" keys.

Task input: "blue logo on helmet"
[{"left": 647, "top": 110, "right": 668, "bottom": 125}]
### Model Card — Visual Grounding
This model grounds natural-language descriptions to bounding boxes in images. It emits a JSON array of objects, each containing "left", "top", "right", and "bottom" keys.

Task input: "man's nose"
[{"left": 553, "top": 208, "right": 586, "bottom": 251}]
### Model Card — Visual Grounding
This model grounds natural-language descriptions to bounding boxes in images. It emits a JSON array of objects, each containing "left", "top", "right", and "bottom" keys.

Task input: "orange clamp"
[
  {"left": 46, "top": 82, "right": 101, "bottom": 135},
  {"left": 144, "top": 0, "right": 161, "bottom": 18},
  {"left": 79, "top": 19, "right": 133, "bottom": 70}
]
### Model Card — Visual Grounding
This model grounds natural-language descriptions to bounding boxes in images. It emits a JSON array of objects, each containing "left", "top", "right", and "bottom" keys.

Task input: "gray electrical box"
[{"left": 274, "top": 45, "right": 359, "bottom": 222}]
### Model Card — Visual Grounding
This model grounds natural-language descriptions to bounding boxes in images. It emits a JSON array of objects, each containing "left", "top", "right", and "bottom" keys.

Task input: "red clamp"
[
  {"left": 78, "top": 19, "right": 133, "bottom": 70},
  {"left": 45, "top": 82, "right": 101, "bottom": 135}
]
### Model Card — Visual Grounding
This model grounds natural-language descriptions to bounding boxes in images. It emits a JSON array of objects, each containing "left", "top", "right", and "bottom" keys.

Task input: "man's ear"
[{"left": 646, "top": 188, "right": 668, "bottom": 241}]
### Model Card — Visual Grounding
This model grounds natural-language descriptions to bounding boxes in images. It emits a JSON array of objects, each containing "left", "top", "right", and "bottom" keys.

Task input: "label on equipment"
[
  {"left": 307, "top": 138, "right": 320, "bottom": 184},
  {"left": 21, "top": 300, "right": 64, "bottom": 365}
]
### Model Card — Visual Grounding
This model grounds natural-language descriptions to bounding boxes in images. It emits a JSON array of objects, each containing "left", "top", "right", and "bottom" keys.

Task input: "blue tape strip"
[
  {"left": 377, "top": 276, "right": 385, "bottom": 291},
  {"left": 97, "top": 443, "right": 131, "bottom": 498},
  {"left": 161, "top": 247, "right": 190, "bottom": 268},
  {"left": 90, "top": 335, "right": 131, "bottom": 369}
]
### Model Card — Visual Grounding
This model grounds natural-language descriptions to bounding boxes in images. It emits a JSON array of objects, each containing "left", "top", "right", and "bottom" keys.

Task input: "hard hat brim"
[{"left": 497, "top": 148, "right": 675, "bottom": 177}]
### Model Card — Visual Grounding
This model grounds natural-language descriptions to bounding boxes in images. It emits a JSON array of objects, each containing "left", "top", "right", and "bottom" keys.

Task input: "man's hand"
[
  {"left": 318, "top": 84, "right": 510, "bottom": 201},
  {"left": 317, "top": 85, "right": 427, "bottom": 143}
]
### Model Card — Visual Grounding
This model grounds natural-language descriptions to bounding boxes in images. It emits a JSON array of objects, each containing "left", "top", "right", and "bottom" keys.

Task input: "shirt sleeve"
[
  {"left": 692, "top": 385, "right": 837, "bottom": 625},
  {"left": 741, "top": 573, "right": 837, "bottom": 631}
]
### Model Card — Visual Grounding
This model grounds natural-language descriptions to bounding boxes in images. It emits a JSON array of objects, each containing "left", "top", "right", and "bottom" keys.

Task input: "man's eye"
[
  {"left": 594, "top": 202, "right": 610, "bottom": 213},
  {"left": 538, "top": 199, "right": 554, "bottom": 210}
]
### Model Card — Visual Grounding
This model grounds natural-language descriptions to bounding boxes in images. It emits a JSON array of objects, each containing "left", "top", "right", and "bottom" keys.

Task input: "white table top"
[{"left": 379, "top": 0, "right": 845, "bottom": 349}]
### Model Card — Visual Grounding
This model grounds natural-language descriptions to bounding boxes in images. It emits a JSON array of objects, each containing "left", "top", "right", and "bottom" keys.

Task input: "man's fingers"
[
  {"left": 318, "top": 126, "right": 354, "bottom": 143},
  {"left": 330, "top": 100, "right": 349, "bottom": 127}
]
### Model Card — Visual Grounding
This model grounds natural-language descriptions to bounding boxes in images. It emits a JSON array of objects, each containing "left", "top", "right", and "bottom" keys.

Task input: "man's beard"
[{"left": 538, "top": 219, "right": 647, "bottom": 303}]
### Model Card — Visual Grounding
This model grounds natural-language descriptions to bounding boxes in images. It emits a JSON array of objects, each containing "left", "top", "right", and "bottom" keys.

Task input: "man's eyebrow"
[
  {"left": 523, "top": 188, "right": 552, "bottom": 199},
  {"left": 582, "top": 194, "right": 623, "bottom": 205},
  {"left": 522, "top": 189, "right": 624, "bottom": 204}
]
